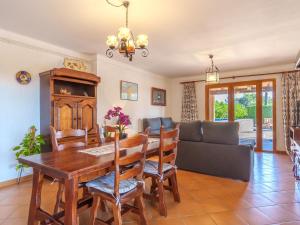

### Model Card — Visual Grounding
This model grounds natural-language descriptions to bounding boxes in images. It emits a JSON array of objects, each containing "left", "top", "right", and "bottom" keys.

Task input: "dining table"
[{"left": 18, "top": 138, "right": 160, "bottom": 225}]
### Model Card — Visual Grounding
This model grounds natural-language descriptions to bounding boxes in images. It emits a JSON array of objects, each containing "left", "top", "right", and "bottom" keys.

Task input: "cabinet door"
[
  {"left": 53, "top": 99, "right": 78, "bottom": 130},
  {"left": 77, "top": 99, "right": 97, "bottom": 133}
]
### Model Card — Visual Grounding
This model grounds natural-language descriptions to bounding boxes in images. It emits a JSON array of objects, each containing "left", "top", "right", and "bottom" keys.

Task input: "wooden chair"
[
  {"left": 143, "top": 125, "right": 180, "bottom": 217},
  {"left": 50, "top": 126, "right": 88, "bottom": 152},
  {"left": 103, "top": 125, "right": 118, "bottom": 142},
  {"left": 49, "top": 126, "right": 90, "bottom": 214},
  {"left": 87, "top": 131, "right": 149, "bottom": 225}
]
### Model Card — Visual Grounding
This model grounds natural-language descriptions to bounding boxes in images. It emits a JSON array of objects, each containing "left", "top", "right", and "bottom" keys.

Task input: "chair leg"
[
  {"left": 135, "top": 195, "right": 148, "bottom": 225},
  {"left": 54, "top": 182, "right": 64, "bottom": 214},
  {"left": 112, "top": 203, "right": 122, "bottom": 225},
  {"left": 89, "top": 196, "right": 100, "bottom": 225},
  {"left": 157, "top": 180, "right": 167, "bottom": 217},
  {"left": 150, "top": 177, "right": 157, "bottom": 194},
  {"left": 170, "top": 173, "right": 180, "bottom": 203}
]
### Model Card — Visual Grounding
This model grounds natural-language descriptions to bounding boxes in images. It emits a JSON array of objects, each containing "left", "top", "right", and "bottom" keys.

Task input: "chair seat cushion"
[
  {"left": 86, "top": 172, "right": 138, "bottom": 195},
  {"left": 144, "top": 160, "right": 173, "bottom": 175}
]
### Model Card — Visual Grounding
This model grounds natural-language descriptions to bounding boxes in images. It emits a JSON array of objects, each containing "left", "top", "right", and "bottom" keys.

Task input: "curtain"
[
  {"left": 282, "top": 71, "right": 300, "bottom": 153},
  {"left": 181, "top": 82, "right": 199, "bottom": 122}
]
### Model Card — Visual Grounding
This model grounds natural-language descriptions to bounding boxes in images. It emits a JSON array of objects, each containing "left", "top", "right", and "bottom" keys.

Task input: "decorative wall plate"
[{"left": 16, "top": 71, "right": 31, "bottom": 85}]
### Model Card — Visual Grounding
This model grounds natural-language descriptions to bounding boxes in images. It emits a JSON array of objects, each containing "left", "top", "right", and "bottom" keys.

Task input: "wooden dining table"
[{"left": 19, "top": 139, "right": 159, "bottom": 225}]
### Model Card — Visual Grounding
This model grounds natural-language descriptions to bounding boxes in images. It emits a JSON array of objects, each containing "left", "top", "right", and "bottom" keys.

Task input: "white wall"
[
  {"left": 169, "top": 63, "right": 295, "bottom": 152},
  {"left": 0, "top": 31, "right": 170, "bottom": 183},
  {"left": 96, "top": 55, "right": 171, "bottom": 134}
]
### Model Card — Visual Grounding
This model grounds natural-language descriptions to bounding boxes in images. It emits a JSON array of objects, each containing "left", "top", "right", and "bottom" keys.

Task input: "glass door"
[
  {"left": 234, "top": 85, "right": 257, "bottom": 147},
  {"left": 207, "top": 87, "right": 229, "bottom": 122},
  {"left": 262, "top": 81, "right": 274, "bottom": 151},
  {"left": 206, "top": 79, "right": 276, "bottom": 152}
]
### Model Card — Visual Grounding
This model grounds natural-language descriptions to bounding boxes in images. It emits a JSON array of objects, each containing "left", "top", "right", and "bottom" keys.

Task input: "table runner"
[{"left": 79, "top": 138, "right": 160, "bottom": 156}]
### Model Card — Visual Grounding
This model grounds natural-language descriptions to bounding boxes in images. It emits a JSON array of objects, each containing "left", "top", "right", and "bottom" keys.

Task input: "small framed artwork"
[
  {"left": 151, "top": 87, "right": 166, "bottom": 106},
  {"left": 120, "top": 80, "right": 138, "bottom": 101}
]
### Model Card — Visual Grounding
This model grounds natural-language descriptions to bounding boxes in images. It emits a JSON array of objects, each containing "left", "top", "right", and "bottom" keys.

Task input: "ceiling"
[{"left": 0, "top": 0, "right": 299, "bottom": 77}]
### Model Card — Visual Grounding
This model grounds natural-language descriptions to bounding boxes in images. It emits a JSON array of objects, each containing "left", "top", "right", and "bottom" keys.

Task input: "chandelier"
[
  {"left": 105, "top": 0, "right": 149, "bottom": 61},
  {"left": 206, "top": 55, "right": 220, "bottom": 83}
]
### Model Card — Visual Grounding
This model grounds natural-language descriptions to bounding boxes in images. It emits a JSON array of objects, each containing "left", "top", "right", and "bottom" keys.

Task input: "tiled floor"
[{"left": 1, "top": 152, "right": 300, "bottom": 225}]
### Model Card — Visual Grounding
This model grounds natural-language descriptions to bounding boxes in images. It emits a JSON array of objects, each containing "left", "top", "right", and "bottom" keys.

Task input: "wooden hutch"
[{"left": 40, "top": 68, "right": 100, "bottom": 152}]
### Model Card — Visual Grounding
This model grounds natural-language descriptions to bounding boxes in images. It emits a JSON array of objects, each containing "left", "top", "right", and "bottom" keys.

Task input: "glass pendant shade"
[
  {"left": 106, "top": 35, "right": 118, "bottom": 48},
  {"left": 206, "top": 71, "right": 220, "bottom": 83},
  {"left": 118, "top": 27, "right": 131, "bottom": 41},
  {"left": 127, "top": 39, "right": 135, "bottom": 53},
  {"left": 136, "top": 34, "right": 148, "bottom": 48}
]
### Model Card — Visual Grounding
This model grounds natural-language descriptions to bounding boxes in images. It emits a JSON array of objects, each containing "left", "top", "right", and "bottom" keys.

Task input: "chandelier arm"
[
  {"left": 140, "top": 48, "right": 149, "bottom": 57},
  {"left": 106, "top": 0, "right": 123, "bottom": 7},
  {"left": 106, "top": 49, "right": 115, "bottom": 58}
]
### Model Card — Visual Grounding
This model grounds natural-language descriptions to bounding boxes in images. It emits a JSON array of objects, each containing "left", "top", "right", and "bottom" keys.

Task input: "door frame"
[{"left": 205, "top": 79, "right": 277, "bottom": 152}]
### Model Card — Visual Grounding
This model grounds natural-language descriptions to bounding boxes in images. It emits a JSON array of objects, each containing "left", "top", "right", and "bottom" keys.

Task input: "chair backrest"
[
  {"left": 113, "top": 131, "right": 148, "bottom": 196},
  {"left": 158, "top": 124, "right": 180, "bottom": 175},
  {"left": 104, "top": 125, "right": 118, "bottom": 142},
  {"left": 50, "top": 126, "right": 88, "bottom": 151}
]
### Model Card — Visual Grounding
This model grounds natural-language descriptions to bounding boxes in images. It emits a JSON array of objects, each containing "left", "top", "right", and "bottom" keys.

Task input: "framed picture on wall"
[
  {"left": 151, "top": 87, "right": 166, "bottom": 106},
  {"left": 120, "top": 80, "right": 138, "bottom": 101}
]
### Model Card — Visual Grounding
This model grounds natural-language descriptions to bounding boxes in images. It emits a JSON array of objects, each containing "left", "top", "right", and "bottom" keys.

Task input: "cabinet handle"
[{"left": 78, "top": 117, "right": 82, "bottom": 120}]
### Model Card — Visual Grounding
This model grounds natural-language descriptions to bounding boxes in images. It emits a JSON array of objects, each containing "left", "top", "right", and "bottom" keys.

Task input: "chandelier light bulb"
[
  {"left": 136, "top": 34, "right": 148, "bottom": 48},
  {"left": 118, "top": 27, "right": 131, "bottom": 41},
  {"left": 106, "top": 35, "right": 118, "bottom": 49},
  {"left": 127, "top": 39, "right": 135, "bottom": 53}
]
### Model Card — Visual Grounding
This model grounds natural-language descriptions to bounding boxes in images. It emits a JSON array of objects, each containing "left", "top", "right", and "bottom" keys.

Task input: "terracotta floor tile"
[
  {"left": 1, "top": 218, "right": 27, "bottom": 225},
  {"left": 210, "top": 211, "right": 248, "bottom": 225},
  {"left": 0, "top": 205, "right": 17, "bottom": 219},
  {"left": 182, "top": 214, "right": 216, "bottom": 225},
  {"left": 257, "top": 205, "right": 300, "bottom": 223},
  {"left": 235, "top": 208, "right": 274, "bottom": 225},
  {"left": 280, "top": 203, "right": 300, "bottom": 216}
]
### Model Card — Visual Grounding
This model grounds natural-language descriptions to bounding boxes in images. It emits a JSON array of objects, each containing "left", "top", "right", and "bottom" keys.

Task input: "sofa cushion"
[
  {"left": 202, "top": 121, "right": 239, "bottom": 145},
  {"left": 179, "top": 121, "right": 202, "bottom": 142},
  {"left": 161, "top": 117, "right": 173, "bottom": 129},
  {"left": 145, "top": 117, "right": 161, "bottom": 131}
]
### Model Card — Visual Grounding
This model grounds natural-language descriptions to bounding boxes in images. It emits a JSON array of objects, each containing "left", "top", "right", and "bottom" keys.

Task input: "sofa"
[
  {"left": 143, "top": 117, "right": 176, "bottom": 137},
  {"left": 176, "top": 121, "right": 254, "bottom": 181}
]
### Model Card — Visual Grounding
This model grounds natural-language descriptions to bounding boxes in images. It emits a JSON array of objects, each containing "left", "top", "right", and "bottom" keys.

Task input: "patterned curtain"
[
  {"left": 181, "top": 82, "right": 199, "bottom": 122},
  {"left": 282, "top": 71, "right": 300, "bottom": 153}
]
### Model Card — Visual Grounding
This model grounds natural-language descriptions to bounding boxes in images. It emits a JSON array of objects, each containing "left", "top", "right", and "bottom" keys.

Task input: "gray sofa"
[
  {"left": 176, "top": 121, "right": 254, "bottom": 181},
  {"left": 143, "top": 117, "right": 176, "bottom": 137}
]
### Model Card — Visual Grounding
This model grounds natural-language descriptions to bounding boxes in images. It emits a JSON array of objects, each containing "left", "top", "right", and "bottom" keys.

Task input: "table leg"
[
  {"left": 28, "top": 168, "right": 44, "bottom": 225},
  {"left": 64, "top": 176, "right": 79, "bottom": 225}
]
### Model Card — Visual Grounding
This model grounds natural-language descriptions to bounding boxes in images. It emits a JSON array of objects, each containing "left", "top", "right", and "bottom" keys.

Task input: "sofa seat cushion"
[
  {"left": 202, "top": 121, "right": 239, "bottom": 145},
  {"left": 144, "top": 160, "right": 173, "bottom": 175},
  {"left": 161, "top": 117, "right": 173, "bottom": 129},
  {"left": 179, "top": 121, "right": 202, "bottom": 142},
  {"left": 86, "top": 172, "right": 138, "bottom": 195},
  {"left": 239, "top": 138, "right": 256, "bottom": 149}
]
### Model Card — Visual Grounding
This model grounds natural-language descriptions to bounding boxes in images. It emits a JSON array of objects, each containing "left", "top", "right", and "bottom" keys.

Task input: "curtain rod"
[{"left": 180, "top": 69, "right": 299, "bottom": 84}]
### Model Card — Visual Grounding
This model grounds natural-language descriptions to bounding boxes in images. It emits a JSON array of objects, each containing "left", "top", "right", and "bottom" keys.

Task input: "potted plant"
[
  {"left": 13, "top": 125, "right": 45, "bottom": 183},
  {"left": 104, "top": 106, "right": 131, "bottom": 139}
]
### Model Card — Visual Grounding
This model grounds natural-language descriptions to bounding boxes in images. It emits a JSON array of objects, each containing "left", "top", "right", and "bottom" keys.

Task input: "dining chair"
[
  {"left": 50, "top": 126, "right": 88, "bottom": 152},
  {"left": 87, "top": 131, "right": 149, "bottom": 225},
  {"left": 49, "top": 126, "right": 91, "bottom": 214},
  {"left": 104, "top": 125, "right": 118, "bottom": 141},
  {"left": 143, "top": 125, "right": 180, "bottom": 217}
]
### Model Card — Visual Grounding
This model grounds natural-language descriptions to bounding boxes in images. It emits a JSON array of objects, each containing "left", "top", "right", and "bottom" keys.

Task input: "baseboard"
[{"left": 0, "top": 175, "right": 32, "bottom": 189}]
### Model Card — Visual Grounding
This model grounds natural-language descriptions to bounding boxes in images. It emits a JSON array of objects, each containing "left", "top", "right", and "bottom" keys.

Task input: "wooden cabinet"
[
  {"left": 78, "top": 99, "right": 97, "bottom": 133},
  {"left": 40, "top": 68, "right": 100, "bottom": 152},
  {"left": 53, "top": 98, "right": 78, "bottom": 130}
]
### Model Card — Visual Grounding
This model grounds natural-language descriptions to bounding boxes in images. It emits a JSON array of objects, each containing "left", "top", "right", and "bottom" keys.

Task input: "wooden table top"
[{"left": 19, "top": 141, "right": 159, "bottom": 179}]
